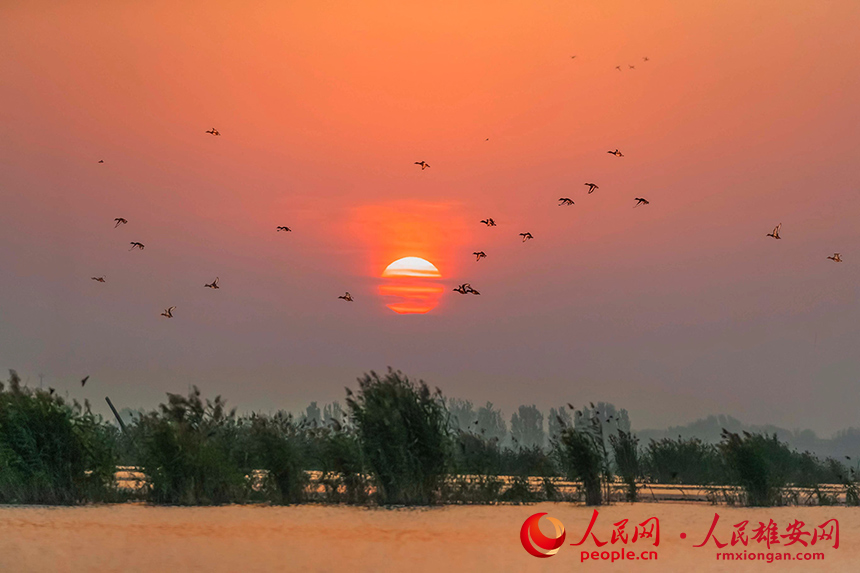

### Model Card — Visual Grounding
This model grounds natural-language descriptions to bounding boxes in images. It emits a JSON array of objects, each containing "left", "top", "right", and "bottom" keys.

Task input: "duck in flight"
[
  {"left": 205, "top": 277, "right": 220, "bottom": 289},
  {"left": 520, "top": 232, "right": 534, "bottom": 242},
  {"left": 607, "top": 149, "right": 624, "bottom": 157},
  {"left": 827, "top": 253, "right": 843, "bottom": 262},
  {"left": 559, "top": 198, "right": 575, "bottom": 206},
  {"left": 474, "top": 251, "right": 487, "bottom": 261},
  {"left": 454, "top": 283, "right": 480, "bottom": 295},
  {"left": 91, "top": 276, "right": 106, "bottom": 283},
  {"left": 98, "top": 159, "right": 104, "bottom": 164},
  {"left": 129, "top": 242, "right": 145, "bottom": 251},
  {"left": 205, "top": 128, "right": 220, "bottom": 136},
  {"left": 634, "top": 197, "right": 650, "bottom": 207},
  {"left": 415, "top": 161, "right": 430, "bottom": 170},
  {"left": 584, "top": 182, "right": 599, "bottom": 194},
  {"left": 643, "top": 56, "right": 650, "bottom": 62},
  {"left": 276, "top": 226, "right": 292, "bottom": 232},
  {"left": 81, "top": 375, "right": 89, "bottom": 387},
  {"left": 114, "top": 217, "right": 127, "bottom": 228},
  {"left": 338, "top": 292, "right": 354, "bottom": 301},
  {"left": 766, "top": 223, "right": 782, "bottom": 240},
  {"left": 615, "top": 66, "right": 622, "bottom": 71},
  {"left": 480, "top": 218, "right": 496, "bottom": 227},
  {"left": 161, "top": 306, "right": 175, "bottom": 318},
  {"left": 628, "top": 65, "right": 636, "bottom": 70}
]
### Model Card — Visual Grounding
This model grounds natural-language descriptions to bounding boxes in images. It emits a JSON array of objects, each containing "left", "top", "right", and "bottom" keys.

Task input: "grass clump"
[
  {"left": 347, "top": 368, "right": 449, "bottom": 505},
  {"left": 720, "top": 430, "right": 792, "bottom": 506},
  {"left": 135, "top": 387, "right": 247, "bottom": 505},
  {"left": 0, "top": 370, "right": 118, "bottom": 504},
  {"left": 610, "top": 430, "right": 641, "bottom": 502},
  {"left": 556, "top": 426, "right": 604, "bottom": 505}
]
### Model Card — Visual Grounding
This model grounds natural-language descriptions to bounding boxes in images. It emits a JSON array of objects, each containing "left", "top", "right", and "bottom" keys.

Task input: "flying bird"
[
  {"left": 473, "top": 251, "right": 487, "bottom": 261},
  {"left": 480, "top": 218, "right": 497, "bottom": 227},
  {"left": 414, "top": 161, "right": 430, "bottom": 170},
  {"left": 91, "top": 276, "right": 106, "bottom": 283},
  {"left": 454, "top": 283, "right": 479, "bottom": 295},
  {"left": 519, "top": 232, "right": 534, "bottom": 242},
  {"left": 276, "top": 226, "right": 292, "bottom": 232},
  {"left": 338, "top": 292, "right": 354, "bottom": 301},
  {"left": 615, "top": 66, "right": 622, "bottom": 71},
  {"left": 98, "top": 160, "right": 104, "bottom": 164},
  {"left": 643, "top": 56, "right": 650, "bottom": 62},
  {"left": 81, "top": 376, "right": 89, "bottom": 387},
  {"left": 607, "top": 149, "right": 624, "bottom": 157},
  {"left": 766, "top": 223, "right": 782, "bottom": 240},
  {"left": 114, "top": 218, "right": 127, "bottom": 228},
  {"left": 205, "top": 128, "right": 220, "bottom": 136},
  {"left": 827, "top": 253, "right": 843, "bottom": 262},
  {"left": 161, "top": 306, "right": 175, "bottom": 318},
  {"left": 571, "top": 55, "right": 576, "bottom": 59},
  {"left": 204, "top": 277, "right": 220, "bottom": 289},
  {"left": 559, "top": 198, "right": 575, "bottom": 206},
  {"left": 129, "top": 242, "right": 145, "bottom": 251},
  {"left": 584, "top": 183, "right": 599, "bottom": 194},
  {"left": 628, "top": 65, "right": 636, "bottom": 70},
  {"left": 634, "top": 197, "right": 650, "bottom": 207}
]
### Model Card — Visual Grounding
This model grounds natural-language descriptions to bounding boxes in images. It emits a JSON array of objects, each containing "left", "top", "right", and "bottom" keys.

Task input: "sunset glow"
[{"left": 380, "top": 257, "right": 444, "bottom": 314}]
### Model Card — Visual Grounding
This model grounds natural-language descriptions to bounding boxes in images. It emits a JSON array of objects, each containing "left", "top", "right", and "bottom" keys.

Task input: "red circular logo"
[{"left": 520, "top": 513, "right": 566, "bottom": 558}]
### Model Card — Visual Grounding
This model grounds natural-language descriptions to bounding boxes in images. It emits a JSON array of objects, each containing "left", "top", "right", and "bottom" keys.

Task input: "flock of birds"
[{"left": 88, "top": 55, "right": 844, "bottom": 322}]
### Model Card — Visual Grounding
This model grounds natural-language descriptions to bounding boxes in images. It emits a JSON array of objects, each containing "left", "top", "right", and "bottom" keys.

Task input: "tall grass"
[
  {"left": 0, "top": 370, "right": 117, "bottom": 504},
  {"left": 346, "top": 368, "right": 450, "bottom": 505},
  {"left": 610, "top": 430, "right": 640, "bottom": 501}
]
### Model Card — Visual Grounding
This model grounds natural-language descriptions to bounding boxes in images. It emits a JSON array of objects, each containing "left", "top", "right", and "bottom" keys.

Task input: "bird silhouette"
[
  {"left": 615, "top": 66, "right": 622, "bottom": 71},
  {"left": 634, "top": 197, "right": 650, "bottom": 207},
  {"left": 205, "top": 128, "right": 220, "bottom": 136},
  {"left": 80, "top": 375, "right": 90, "bottom": 387},
  {"left": 519, "top": 232, "right": 534, "bottom": 242},
  {"left": 643, "top": 56, "right": 650, "bottom": 62},
  {"left": 628, "top": 65, "right": 636, "bottom": 70},
  {"left": 276, "top": 226, "right": 292, "bottom": 232},
  {"left": 98, "top": 159, "right": 104, "bottom": 163},
  {"left": 49, "top": 387, "right": 55, "bottom": 395},
  {"left": 161, "top": 306, "right": 175, "bottom": 318},
  {"left": 454, "top": 283, "right": 480, "bottom": 295},
  {"left": 480, "top": 218, "right": 497, "bottom": 227},
  {"left": 584, "top": 183, "right": 599, "bottom": 194},
  {"left": 571, "top": 55, "right": 576, "bottom": 59},
  {"left": 766, "top": 223, "right": 782, "bottom": 240},
  {"left": 567, "top": 403, "right": 575, "bottom": 410},
  {"left": 91, "top": 276, "right": 106, "bottom": 283},
  {"left": 473, "top": 251, "right": 487, "bottom": 261},
  {"left": 559, "top": 198, "right": 575, "bottom": 206},
  {"left": 338, "top": 292, "right": 354, "bottom": 301},
  {"left": 414, "top": 161, "right": 430, "bottom": 170},
  {"left": 114, "top": 218, "right": 127, "bottom": 228},
  {"left": 607, "top": 149, "right": 624, "bottom": 157},
  {"left": 827, "top": 253, "right": 843, "bottom": 262},
  {"left": 205, "top": 277, "right": 220, "bottom": 289},
  {"left": 129, "top": 242, "right": 145, "bottom": 251}
]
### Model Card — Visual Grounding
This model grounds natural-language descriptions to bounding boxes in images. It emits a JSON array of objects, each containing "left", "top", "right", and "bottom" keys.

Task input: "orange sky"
[{"left": 1, "top": 0, "right": 859, "bottom": 432}]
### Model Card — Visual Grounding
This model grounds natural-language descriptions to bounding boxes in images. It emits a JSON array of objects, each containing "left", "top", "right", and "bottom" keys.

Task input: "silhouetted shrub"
[
  {"left": 644, "top": 437, "right": 725, "bottom": 484},
  {"left": 134, "top": 387, "right": 247, "bottom": 504},
  {"left": 556, "top": 427, "right": 604, "bottom": 505},
  {"left": 720, "top": 430, "right": 792, "bottom": 506},
  {"left": 247, "top": 412, "right": 307, "bottom": 504},
  {"left": 347, "top": 368, "right": 450, "bottom": 505},
  {"left": 0, "top": 370, "right": 118, "bottom": 504},
  {"left": 610, "top": 430, "right": 641, "bottom": 502}
]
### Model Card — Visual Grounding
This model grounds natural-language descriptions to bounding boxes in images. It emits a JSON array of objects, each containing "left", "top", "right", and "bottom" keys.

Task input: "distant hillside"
[{"left": 636, "top": 414, "right": 860, "bottom": 462}]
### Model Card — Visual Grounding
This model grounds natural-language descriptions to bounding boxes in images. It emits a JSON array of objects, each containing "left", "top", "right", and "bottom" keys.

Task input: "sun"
[{"left": 380, "top": 257, "right": 444, "bottom": 314}]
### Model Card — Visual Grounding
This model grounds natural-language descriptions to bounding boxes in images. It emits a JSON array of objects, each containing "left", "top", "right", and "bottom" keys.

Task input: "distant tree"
[
  {"left": 447, "top": 398, "right": 477, "bottom": 431},
  {"left": 510, "top": 405, "right": 545, "bottom": 449},
  {"left": 476, "top": 402, "right": 507, "bottom": 442},
  {"left": 301, "top": 402, "right": 321, "bottom": 427},
  {"left": 322, "top": 401, "right": 344, "bottom": 426}
]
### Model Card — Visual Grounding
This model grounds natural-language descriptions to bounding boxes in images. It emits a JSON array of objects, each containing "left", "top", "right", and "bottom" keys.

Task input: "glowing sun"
[{"left": 380, "top": 257, "right": 444, "bottom": 314}]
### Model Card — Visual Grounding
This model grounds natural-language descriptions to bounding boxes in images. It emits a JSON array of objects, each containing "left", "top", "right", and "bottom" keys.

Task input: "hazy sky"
[{"left": 2, "top": 0, "right": 859, "bottom": 434}]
